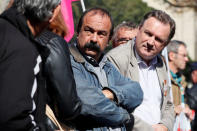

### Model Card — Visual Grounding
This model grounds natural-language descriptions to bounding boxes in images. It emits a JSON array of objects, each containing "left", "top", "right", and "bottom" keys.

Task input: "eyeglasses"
[
  {"left": 116, "top": 38, "right": 132, "bottom": 44},
  {"left": 174, "top": 52, "right": 188, "bottom": 58}
]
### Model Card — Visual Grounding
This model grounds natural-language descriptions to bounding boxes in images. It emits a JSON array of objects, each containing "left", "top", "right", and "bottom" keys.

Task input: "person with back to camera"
[
  {"left": 0, "top": 0, "right": 62, "bottom": 130},
  {"left": 36, "top": 5, "right": 82, "bottom": 130}
]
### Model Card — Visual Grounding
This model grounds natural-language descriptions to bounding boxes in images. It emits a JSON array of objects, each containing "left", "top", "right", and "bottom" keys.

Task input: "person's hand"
[
  {"left": 152, "top": 124, "right": 168, "bottom": 131},
  {"left": 184, "top": 105, "right": 194, "bottom": 121},
  {"left": 174, "top": 105, "right": 182, "bottom": 115},
  {"left": 102, "top": 89, "right": 114, "bottom": 101}
]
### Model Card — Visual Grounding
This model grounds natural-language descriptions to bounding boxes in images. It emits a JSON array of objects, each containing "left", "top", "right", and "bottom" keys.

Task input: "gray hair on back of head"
[
  {"left": 167, "top": 40, "right": 186, "bottom": 53},
  {"left": 13, "top": 0, "right": 61, "bottom": 22},
  {"left": 112, "top": 21, "right": 137, "bottom": 43}
]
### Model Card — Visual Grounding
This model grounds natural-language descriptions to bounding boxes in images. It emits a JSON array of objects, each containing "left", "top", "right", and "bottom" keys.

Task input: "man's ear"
[
  {"left": 168, "top": 52, "right": 175, "bottom": 61},
  {"left": 49, "top": 4, "right": 61, "bottom": 23}
]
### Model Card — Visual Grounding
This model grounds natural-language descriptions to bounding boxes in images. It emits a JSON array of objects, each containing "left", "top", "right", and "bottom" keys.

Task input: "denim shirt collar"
[
  {"left": 69, "top": 42, "right": 108, "bottom": 69},
  {"left": 69, "top": 42, "right": 86, "bottom": 63},
  {"left": 84, "top": 54, "right": 107, "bottom": 68}
]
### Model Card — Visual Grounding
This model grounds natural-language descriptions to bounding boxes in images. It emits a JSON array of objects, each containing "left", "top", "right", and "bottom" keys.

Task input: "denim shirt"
[{"left": 69, "top": 43, "right": 143, "bottom": 131}]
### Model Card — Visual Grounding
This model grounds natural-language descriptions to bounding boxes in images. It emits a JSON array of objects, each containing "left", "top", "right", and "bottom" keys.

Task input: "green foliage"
[{"left": 72, "top": 0, "right": 153, "bottom": 31}]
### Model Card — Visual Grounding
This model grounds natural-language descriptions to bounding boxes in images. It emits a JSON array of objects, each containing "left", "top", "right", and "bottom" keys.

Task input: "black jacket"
[
  {"left": 0, "top": 8, "right": 46, "bottom": 130},
  {"left": 186, "top": 84, "right": 197, "bottom": 131},
  {"left": 36, "top": 31, "right": 82, "bottom": 124}
]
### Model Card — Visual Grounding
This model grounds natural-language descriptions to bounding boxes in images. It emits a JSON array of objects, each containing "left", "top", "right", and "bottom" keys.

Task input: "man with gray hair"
[
  {"left": 0, "top": 0, "right": 61, "bottom": 130},
  {"left": 167, "top": 40, "right": 193, "bottom": 120},
  {"left": 112, "top": 21, "right": 138, "bottom": 48}
]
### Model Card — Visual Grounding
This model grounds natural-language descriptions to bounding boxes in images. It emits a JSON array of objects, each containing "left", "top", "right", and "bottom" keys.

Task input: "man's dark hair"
[
  {"left": 77, "top": 7, "right": 114, "bottom": 39},
  {"left": 139, "top": 10, "right": 176, "bottom": 43}
]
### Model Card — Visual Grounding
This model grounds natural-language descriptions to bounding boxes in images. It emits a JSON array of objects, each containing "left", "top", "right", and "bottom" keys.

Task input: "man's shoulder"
[
  {"left": 0, "top": 18, "right": 24, "bottom": 40},
  {"left": 107, "top": 41, "right": 133, "bottom": 58},
  {"left": 0, "top": 18, "right": 37, "bottom": 56},
  {"left": 68, "top": 42, "right": 85, "bottom": 64},
  {"left": 106, "top": 41, "right": 135, "bottom": 76},
  {"left": 0, "top": 18, "right": 13, "bottom": 29},
  {"left": 106, "top": 41, "right": 134, "bottom": 67}
]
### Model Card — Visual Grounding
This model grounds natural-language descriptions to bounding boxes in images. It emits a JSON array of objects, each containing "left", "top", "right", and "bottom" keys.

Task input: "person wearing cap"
[{"left": 190, "top": 62, "right": 197, "bottom": 86}]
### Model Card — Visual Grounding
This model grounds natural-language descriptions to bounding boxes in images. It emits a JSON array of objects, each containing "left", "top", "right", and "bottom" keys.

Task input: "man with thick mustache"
[
  {"left": 107, "top": 10, "right": 176, "bottom": 131},
  {"left": 67, "top": 7, "right": 143, "bottom": 131}
]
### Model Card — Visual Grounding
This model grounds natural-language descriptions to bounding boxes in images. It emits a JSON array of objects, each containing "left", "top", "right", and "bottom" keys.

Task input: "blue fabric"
[
  {"left": 170, "top": 71, "right": 182, "bottom": 86},
  {"left": 190, "top": 62, "right": 197, "bottom": 72},
  {"left": 170, "top": 71, "right": 185, "bottom": 103},
  {"left": 69, "top": 44, "right": 143, "bottom": 131}
]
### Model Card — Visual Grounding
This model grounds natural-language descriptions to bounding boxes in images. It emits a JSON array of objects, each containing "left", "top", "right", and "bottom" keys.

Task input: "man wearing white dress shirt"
[{"left": 107, "top": 10, "right": 176, "bottom": 131}]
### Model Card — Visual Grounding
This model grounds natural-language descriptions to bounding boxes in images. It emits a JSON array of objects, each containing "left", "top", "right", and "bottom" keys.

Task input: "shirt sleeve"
[
  {"left": 105, "top": 62, "right": 143, "bottom": 113},
  {"left": 70, "top": 57, "right": 131, "bottom": 127}
]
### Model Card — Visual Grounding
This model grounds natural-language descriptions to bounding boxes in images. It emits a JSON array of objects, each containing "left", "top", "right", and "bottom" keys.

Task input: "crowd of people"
[{"left": 0, "top": 0, "right": 197, "bottom": 131}]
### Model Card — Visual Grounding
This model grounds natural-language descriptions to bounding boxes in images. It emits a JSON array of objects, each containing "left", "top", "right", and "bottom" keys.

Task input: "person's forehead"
[
  {"left": 117, "top": 29, "right": 134, "bottom": 37},
  {"left": 178, "top": 45, "right": 187, "bottom": 52},
  {"left": 82, "top": 12, "right": 111, "bottom": 30},
  {"left": 141, "top": 17, "right": 170, "bottom": 39},
  {"left": 84, "top": 11, "right": 110, "bottom": 22},
  {"left": 142, "top": 17, "right": 168, "bottom": 27},
  {"left": 118, "top": 27, "right": 134, "bottom": 32}
]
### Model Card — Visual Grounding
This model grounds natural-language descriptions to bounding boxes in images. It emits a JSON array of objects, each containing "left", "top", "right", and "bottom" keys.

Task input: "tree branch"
[{"left": 163, "top": 0, "right": 197, "bottom": 8}]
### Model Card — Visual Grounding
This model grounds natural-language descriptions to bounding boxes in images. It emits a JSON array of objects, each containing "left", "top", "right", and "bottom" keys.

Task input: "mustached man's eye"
[
  {"left": 155, "top": 37, "right": 165, "bottom": 44},
  {"left": 98, "top": 31, "right": 107, "bottom": 36},
  {"left": 84, "top": 26, "right": 94, "bottom": 34},
  {"left": 144, "top": 31, "right": 152, "bottom": 37}
]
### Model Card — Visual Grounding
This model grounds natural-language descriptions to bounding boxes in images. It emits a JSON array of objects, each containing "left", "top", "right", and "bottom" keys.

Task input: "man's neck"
[
  {"left": 134, "top": 47, "right": 157, "bottom": 67},
  {"left": 76, "top": 43, "right": 103, "bottom": 64},
  {"left": 85, "top": 55, "right": 99, "bottom": 67},
  {"left": 169, "top": 62, "right": 178, "bottom": 74},
  {"left": 27, "top": 20, "right": 37, "bottom": 36},
  {"left": 27, "top": 20, "right": 47, "bottom": 37}
]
